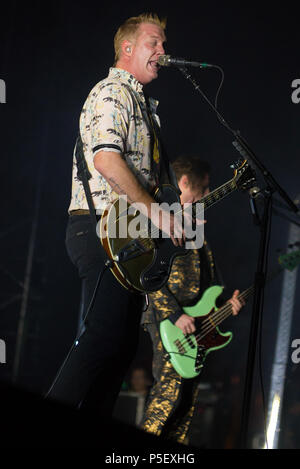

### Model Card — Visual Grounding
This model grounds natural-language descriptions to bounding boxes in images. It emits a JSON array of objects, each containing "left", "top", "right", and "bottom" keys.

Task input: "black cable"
[
  {"left": 213, "top": 65, "right": 225, "bottom": 115},
  {"left": 80, "top": 259, "right": 113, "bottom": 326},
  {"left": 178, "top": 65, "right": 234, "bottom": 135},
  {"left": 165, "top": 351, "right": 200, "bottom": 361},
  {"left": 196, "top": 63, "right": 225, "bottom": 120}
]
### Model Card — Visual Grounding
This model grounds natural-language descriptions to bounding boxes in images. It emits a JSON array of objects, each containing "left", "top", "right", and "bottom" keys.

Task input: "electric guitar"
[
  {"left": 160, "top": 249, "right": 300, "bottom": 379},
  {"left": 100, "top": 159, "right": 256, "bottom": 293}
]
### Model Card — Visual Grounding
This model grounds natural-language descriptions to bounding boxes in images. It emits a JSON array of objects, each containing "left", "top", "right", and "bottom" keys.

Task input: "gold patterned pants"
[{"left": 140, "top": 323, "right": 200, "bottom": 444}]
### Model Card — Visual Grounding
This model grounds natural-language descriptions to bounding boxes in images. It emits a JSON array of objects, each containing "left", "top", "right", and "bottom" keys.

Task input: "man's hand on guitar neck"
[
  {"left": 151, "top": 205, "right": 186, "bottom": 247},
  {"left": 227, "top": 290, "right": 245, "bottom": 315},
  {"left": 152, "top": 197, "right": 206, "bottom": 248},
  {"left": 175, "top": 289, "right": 244, "bottom": 335}
]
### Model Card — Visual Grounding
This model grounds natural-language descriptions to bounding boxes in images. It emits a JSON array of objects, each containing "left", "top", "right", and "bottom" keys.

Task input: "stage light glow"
[{"left": 264, "top": 393, "right": 280, "bottom": 449}]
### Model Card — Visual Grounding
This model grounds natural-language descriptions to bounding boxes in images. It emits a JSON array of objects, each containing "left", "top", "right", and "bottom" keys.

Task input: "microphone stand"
[{"left": 176, "top": 66, "right": 298, "bottom": 448}]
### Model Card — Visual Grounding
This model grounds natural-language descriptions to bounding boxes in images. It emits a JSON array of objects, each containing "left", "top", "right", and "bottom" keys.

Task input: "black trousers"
[{"left": 47, "top": 215, "right": 144, "bottom": 418}]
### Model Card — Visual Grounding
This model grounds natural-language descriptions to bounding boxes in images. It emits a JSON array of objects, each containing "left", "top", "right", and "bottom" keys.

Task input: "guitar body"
[
  {"left": 160, "top": 286, "right": 232, "bottom": 378},
  {"left": 100, "top": 185, "right": 189, "bottom": 293},
  {"left": 99, "top": 160, "right": 256, "bottom": 293}
]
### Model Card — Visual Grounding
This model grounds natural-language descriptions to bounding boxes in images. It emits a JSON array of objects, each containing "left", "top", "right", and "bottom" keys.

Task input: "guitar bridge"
[{"left": 195, "top": 345, "right": 206, "bottom": 372}]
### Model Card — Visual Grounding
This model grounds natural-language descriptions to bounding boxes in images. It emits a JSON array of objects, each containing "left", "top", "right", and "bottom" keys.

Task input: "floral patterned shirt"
[{"left": 68, "top": 67, "right": 160, "bottom": 214}]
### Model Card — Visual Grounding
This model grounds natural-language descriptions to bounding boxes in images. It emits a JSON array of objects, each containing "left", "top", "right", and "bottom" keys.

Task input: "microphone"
[{"left": 158, "top": 54, "right": 213, "bottom": 68}]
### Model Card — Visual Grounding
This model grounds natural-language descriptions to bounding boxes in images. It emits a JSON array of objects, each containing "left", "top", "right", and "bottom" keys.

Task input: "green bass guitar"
[{"left": 160, "top": 249, "right": 300, "bottom": 379}]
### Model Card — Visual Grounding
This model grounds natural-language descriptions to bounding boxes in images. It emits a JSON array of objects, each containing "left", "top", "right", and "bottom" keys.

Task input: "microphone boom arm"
[
  {"left": 177, "top": 66, "right": 298, "bottom": 213},
  {"left": 175, "top": 60, "right": 298, "bottom": 450}
]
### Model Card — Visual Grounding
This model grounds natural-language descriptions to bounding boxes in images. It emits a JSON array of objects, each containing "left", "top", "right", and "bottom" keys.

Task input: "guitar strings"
[
  {"left": 179, "top": 288, "right": 252, "bottom": 347},
  {"left": 130, "top": 178, "right": 236, "bottom": 244},
  {"left": 179, "top": 264, "right": 286, "bottom": 348},
  {"left": 149, "top": 179, "right": 236, "bottom": 240},
  {"left": 183, "top": 288, "right": 252, "bottom": 343},
  {"left": 162, "top": 291, "right": 253, "bottom": 370},
  {"left": 175, "top": 263, "right": 289, "bottom": 352},
  {"left": 178, "top": 287, "right": 253, "bottom": 349},
  {"left": 201, "top": 287, "right": 253, "bottom": 334},
  {"left": 194, "top": 263, "right": 296, "bottom": 344}
]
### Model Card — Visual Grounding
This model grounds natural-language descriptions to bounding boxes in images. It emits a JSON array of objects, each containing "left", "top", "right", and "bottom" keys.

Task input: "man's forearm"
[
  {"left": 94, "top": 150, "right": 155, "bottom": 213},
  {"left": 94, "top": 151, "right": 183, "bottom": 245}
]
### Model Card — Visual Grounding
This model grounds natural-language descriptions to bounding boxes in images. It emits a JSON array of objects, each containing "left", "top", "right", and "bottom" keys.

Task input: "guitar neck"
[
  {"left": 212, "top": 286, "right": 254, "bottom": 327},
  {"left": 193, "top": 178, "right": 237, "bottom": 216},
  {"left": 209, "top": 267, "right": 284, "bottom": 328}
]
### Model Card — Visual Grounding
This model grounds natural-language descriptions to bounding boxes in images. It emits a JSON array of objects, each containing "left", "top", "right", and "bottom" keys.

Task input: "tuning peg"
[{"left": 230, "top": 158, "right": 243, "bottom": 170}]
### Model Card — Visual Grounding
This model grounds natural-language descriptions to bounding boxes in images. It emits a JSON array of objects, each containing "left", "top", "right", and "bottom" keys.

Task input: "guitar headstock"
[
  {"left": 231, "top": 159, "right": 256, "bottom": 191},
  {"left": 279, "top": 249, "right": 300, "bottom": 272}
]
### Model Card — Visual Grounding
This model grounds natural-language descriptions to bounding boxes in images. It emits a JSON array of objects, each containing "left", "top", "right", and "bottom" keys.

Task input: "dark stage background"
[{"left": 0, "top": 0, "right": 299, "bottom": 449}]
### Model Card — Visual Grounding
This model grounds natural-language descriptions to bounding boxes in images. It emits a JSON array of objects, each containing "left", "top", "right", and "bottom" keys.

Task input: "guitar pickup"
[
  {"left": 174, "top": 339, "right": 186, "bottom": 354},
  {"left": 143, "top": 269, "right": 168, "bottom": 283},
  {"left": 186, "top": 336, "right": 196, "bottom": 349},
  {"left": 116, "top": 238, "right": 152, "bottom": 262}
]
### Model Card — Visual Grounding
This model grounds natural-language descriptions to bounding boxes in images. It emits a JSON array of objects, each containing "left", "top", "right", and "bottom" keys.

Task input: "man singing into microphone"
[{"left": 47, "top": 13, "right": 182, "bottom": 418}]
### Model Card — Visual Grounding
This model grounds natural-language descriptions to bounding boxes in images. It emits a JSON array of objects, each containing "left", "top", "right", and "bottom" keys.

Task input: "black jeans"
[{"left": 47, "top": 215, "right": 144, "bottom": 418}]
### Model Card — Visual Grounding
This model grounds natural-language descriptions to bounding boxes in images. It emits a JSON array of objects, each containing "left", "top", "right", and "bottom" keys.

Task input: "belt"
[
  {"left": 69, "top": 209, "right": 91, "bottom": 216},
  {"left": 69, "top": 209, "right": 103, "bottom": 217}
]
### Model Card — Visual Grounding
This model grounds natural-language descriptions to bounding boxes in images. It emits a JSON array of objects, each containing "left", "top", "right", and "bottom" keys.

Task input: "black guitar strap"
[
  {"left": 74, "top": 135, "right": 150, "bottom": 312},
  {"left": 74, "top": 133, "right": 98, "bottom": 234}
]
